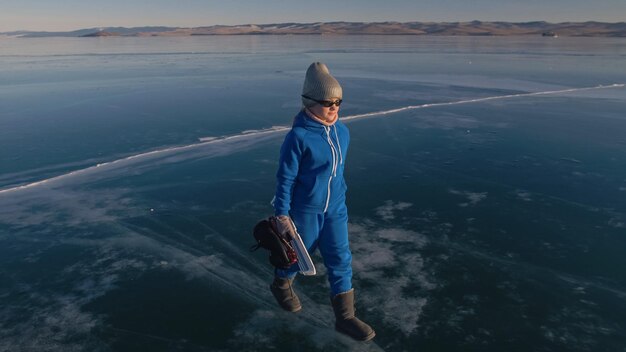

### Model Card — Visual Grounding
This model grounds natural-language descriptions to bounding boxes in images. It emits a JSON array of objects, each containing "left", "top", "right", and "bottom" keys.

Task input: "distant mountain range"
[{"left": 3, "top": 21, "right": 626, "bottom": 37}]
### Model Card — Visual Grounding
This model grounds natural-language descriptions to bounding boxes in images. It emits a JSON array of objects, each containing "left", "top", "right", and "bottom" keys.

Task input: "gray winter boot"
[
  {"left": 270, "top": 276, "right": 302, "bottom": 312},
  {"left": 331, "top": 289, "right": 375, "bottom": 341}
]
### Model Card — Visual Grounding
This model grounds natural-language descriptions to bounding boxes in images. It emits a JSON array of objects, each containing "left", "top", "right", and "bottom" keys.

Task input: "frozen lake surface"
[{"left": 1, "top": 35, "right": 625, "bottom": 351}]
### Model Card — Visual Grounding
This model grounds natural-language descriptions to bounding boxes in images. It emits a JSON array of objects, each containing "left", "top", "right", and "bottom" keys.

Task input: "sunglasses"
[{"left": 301, "top": 95, "right": 342, "bottom": 107}]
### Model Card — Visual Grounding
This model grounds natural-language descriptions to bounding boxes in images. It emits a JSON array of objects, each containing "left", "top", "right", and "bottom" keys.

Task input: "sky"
[{"left": 1, "top": 0, "right": 625, "bottom": 32}]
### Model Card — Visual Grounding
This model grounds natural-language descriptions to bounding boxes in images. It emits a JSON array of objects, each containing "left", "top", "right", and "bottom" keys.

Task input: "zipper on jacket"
[{"left": 324, "top": 126, "right": 339, "bottom": 213}]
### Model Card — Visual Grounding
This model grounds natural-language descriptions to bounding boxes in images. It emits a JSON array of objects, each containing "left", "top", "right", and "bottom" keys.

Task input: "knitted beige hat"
[{"left": 301, "top": 62, "right": 342, "bottom": 107}]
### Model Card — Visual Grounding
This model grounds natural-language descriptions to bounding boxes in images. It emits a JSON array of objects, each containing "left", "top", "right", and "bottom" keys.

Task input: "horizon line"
[{"left": 3, "top": 19, "right": 626, "bottom": 33}]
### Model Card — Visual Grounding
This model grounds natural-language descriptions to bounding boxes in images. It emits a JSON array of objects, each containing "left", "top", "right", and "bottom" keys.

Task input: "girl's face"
[{"left": 309, "top": 97, "right": 341, "bottom": 122}]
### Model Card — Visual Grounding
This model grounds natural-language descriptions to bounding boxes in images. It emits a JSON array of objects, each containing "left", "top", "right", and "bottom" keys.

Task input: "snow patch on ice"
[
  {"left": 349, "top": 222, "right": 435, "bottom": 336},
  {"left": 375, "top": 200, "right": 412, "bottom": 221},
  {"left": 0, "top": 294, "right": 101, "bottom": 352},
  {"left": 412, "top": 112, "right": 480, "bottom": 130},
  {"left": 608, "top": 218, "right": 625, "bottom": 229},
  {"left": 540, "top": 306, "right": 615, "bottom": 349},
  {"left": 0, "top": 188, "right": 143, "bottom": 231},
  {"left": 515, "top": 189, "right": 533, "bottom": 202},
  {"left": 449, "top": 189, "right": 487, "bottom": 207},
  {"left": 0, "top": 238, "right": 155, "bottom": 351}
]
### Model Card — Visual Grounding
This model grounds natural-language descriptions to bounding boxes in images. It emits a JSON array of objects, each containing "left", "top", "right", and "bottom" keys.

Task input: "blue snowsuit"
[{"left": 274, "top": 109, "right": 352, "bottom": 296}]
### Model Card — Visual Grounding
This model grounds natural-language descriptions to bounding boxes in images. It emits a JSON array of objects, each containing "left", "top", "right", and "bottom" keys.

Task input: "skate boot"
[
  {"left": 331, "top": 289, "right": 375, "bottom": 341},
  {"left": 270, "top": 276, "right": 302, "bottom": 312}
]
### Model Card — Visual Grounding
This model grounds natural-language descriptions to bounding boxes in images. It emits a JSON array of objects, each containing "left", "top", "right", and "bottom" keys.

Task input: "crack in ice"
[{"left": 1, "top": 83, "right": 623, "bottom": 196}]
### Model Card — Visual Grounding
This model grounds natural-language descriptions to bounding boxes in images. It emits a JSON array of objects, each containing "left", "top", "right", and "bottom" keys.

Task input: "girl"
[{"left": 271, "top": 62, "right": 375, "bottom": 342}]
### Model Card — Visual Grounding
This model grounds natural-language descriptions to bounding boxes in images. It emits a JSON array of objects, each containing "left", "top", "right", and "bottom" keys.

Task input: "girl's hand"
[{"left": 271, "top": 215, "right": 297, "bottom": 240}]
